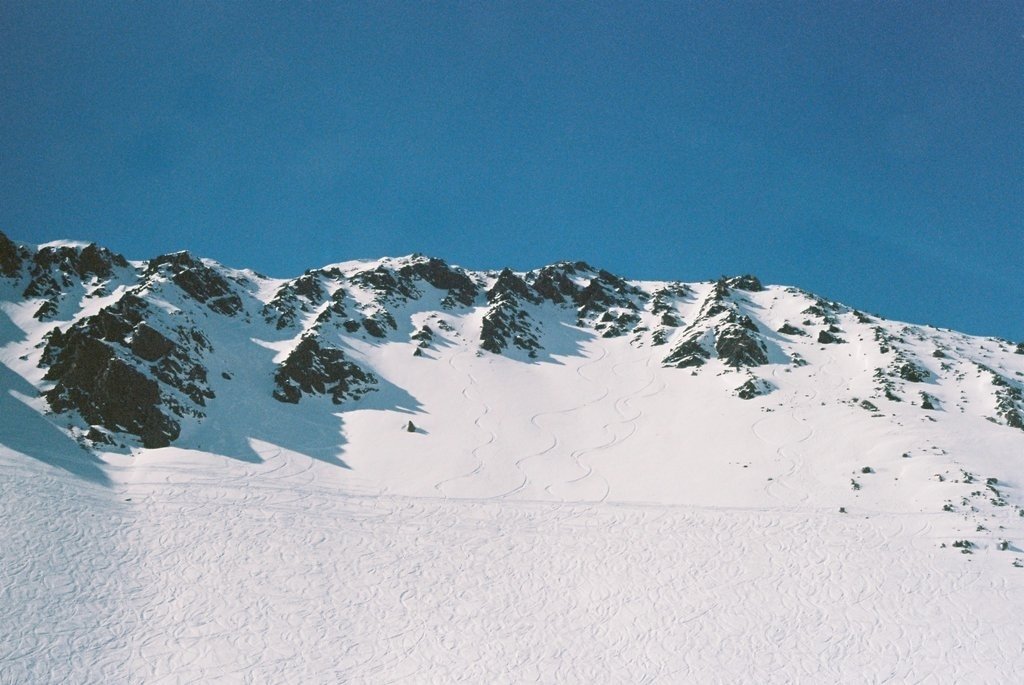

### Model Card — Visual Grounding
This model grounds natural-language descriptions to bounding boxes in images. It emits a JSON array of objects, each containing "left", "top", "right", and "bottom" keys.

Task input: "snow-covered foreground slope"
[
  {"left": 2, "top": 232, "right": 1024, "bottom": 681},
  {"left": 4, "top": 444, "right": 1024, "bottom": 683}
]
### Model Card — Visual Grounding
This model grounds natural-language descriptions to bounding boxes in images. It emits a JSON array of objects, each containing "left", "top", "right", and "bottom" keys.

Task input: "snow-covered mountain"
[
  {"left": 2, "top": 229, "right": 1023, "bottom": 510},
  {"left": 5, "top": 230, "right": 1024, "bottom": 682}
]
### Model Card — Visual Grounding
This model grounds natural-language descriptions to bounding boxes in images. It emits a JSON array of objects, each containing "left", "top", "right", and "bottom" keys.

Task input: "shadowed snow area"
[{"left": 2, "top": 237, "right": 1024, "bottom": 681}]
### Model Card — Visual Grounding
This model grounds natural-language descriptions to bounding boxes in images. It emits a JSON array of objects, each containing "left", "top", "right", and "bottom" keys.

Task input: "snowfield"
[
  {"left": 2, "top": 238, "right": 1024, "bottom": 682},
  {"left": 3, "top": 441, "right": 1023, "bottom": 683}
]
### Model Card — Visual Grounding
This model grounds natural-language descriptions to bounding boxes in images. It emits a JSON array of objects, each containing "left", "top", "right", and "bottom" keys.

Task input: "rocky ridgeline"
[
  {"left": 1, "top": 230, "right": 1023, "bottom": 449},
  {"left": 663, "top": 275, "right": 771, "bottom": 369}
]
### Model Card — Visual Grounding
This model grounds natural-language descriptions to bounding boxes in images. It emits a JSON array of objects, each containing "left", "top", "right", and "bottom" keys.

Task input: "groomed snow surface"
[{"left": 3, "top": 333, "right": 1024, "bottom": 683}]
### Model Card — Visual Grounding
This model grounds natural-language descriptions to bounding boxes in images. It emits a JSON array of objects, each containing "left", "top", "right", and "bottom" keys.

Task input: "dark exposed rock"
[
  {"left": 24, "top": 243, "right": 129, "bottom": 302},
  {"left": 574, "top": 270, "right": 641, "bottom": 317},
  {"left": 40, "top": 292, "right": 215, "bottom": 418},
  {"left": 777, "top": 323, "right": 805, "bottom": 336},
  {"left": 480, "top": 269, "right": 544, "bottom": 356},
  {"left": 817, "top": 330, "right": 844, "bottom": 345},
  {"left": 894, "top": 357, "right": 929, "bottom": 382},
  {"left": 272, "top": 335, "right": 376, "bottom": 404},
  {"left": 312, "top": 289, "right": 348, "bottom": 328},
  {"left": 853, "top": 310, "right": 873, "bottom": 324},
  {"left": 292, "top": 273, "right": 325, "bottom": 301},
  {"left": 597, "top": 311, "right": 641, "bottom": 338},
  {"left": 86, "top": 426, "right": 116, "bottom": 445},
  {"left": 649, "top": 285, "right": 689, "bottom": 322},
  {"left": 350, "top": 265, "right": 419, "bottom": 303},
  {"left": 873, "top": 327, "right": 893, "bottom": 354},
  {"left": 399, "top": 258, "right": 478, "bottom": 307},
  {"left": 34, "top": 299, "right": 59, "bottom": 321},
  {"left": 660, "top": 312, "right": 681, "bottom": 327},
  {"left": 873, "top": 367, "right": 902, "bottom": 402},
  {"left": 23, "top": 250, "right": 75, "bottom": 301},
  {"left": 77, "top": 243, "right": 129, "bottom": 278},
  {"left": 411, "top": 325, "right": 434, "bottom": 348},
  {"left": 487, "top": 269, "right": 539, "bottom": 305},
  {"left": 131, "top": 323, "right": 175, "bottom": 361},
  {"left": 722, "top": 274, "right": 763, "bottom": 292},
  {"left": 662, "top": 336, "right": 710, "bottom": 368},
  {"left": 0, "top": 231, "right": 26, "bottom": 277},
  {"left": 803, "top": 304, "right": 828, "bottom": 319},
  {"left": 362, "top": 317, "right": 389, "bottom": 339},
  {"left": 601, "top": 317, "right": 637, "bottom": 339},
  {"left": 733, "top": 313, "right": 759, "bottom": 332},
  {"left": 263, "top": 273, "right": 327, "bottom": 329},
  {"left": 661, "top": 280, "right": 772, "bottom": 369},
  {"left": 717, "top": 325, "right": 769, "bottom": 367},
  {"left": 736, "top": 377, "right": 771, "bottom": 400},
  {"left": 529, "top": 265, "right": 580, "bottom": 304},
  {"left": 1016, "top": 342, "right": 1024, "bottom": 355},
  {"left": 146, "top": 252, "right": 243, "bottom": 316},
  {"left": 480, "top": 305, "right": 541, "bottom": 356},
  {"left": 43, "top": 333, "right": 179, "bottom": 448},
  {"left": 978, "top": 366, "right": 1024, "bottom": 430}
]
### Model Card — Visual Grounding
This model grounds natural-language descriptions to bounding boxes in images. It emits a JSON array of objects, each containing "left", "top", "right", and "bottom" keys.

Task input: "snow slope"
[{"left": 2, "top": 233, "right": 1024, "bottom": 682}]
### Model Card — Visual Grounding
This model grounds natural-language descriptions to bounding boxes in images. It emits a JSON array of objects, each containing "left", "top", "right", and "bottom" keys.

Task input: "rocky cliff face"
[{"left": 1, "top": 230, "right": 1023, "bottom": 451}]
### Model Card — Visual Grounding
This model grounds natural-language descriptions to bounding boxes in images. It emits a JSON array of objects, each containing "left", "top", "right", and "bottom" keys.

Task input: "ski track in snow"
[
  {"left": 4, "top": 445, "right": 1023, "bottom": 684},
  {"left": 507, "top": 346, "right": 610, "bottom": 502},
  {"left": 433, "top": 349, "right": 496, "bottom": 498}
]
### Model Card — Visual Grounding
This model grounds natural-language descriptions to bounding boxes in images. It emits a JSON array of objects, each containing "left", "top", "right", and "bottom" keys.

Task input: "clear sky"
[{"left": 1, "top": 2, "right": 1021, "bottom": 339}]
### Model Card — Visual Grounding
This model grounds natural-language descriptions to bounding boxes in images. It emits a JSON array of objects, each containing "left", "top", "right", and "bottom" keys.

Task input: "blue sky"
[{"left": 1, "top": 2, "right": 1021, "bottom": 339}]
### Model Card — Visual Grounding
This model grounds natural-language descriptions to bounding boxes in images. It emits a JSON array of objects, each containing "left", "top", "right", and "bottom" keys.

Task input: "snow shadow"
[
  {"left": 530, "top": 319, "right": 594, "bottom": 364},
  {"left": 0, "top": 365, "right": 112, "bottom": 485},
  {"left": 184, "top": 374, "right": 422, "bottom": 468},
  {"left": 0, "top": 306, "right": 26, "bottom": 345}
]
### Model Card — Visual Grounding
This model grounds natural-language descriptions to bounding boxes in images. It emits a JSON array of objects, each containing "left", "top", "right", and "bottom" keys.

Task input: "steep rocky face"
[
  {"left": 661, "top": 277, "right": 771, "bottom": 370},
  {"left": 528, "top": 263, "right": 584, "bottom": 304},
  {"left": 24, "top": 244, "right": 128, "bottom": 299},
  {"left": 715, "top": 313, "right": 769, "bottom": 367},
  {"left": 37, "top": 290, "right": 216, "bottom": 446},
  {"left": 574, "top": 269, "right": 644, "bottom": 320},
  {"left": 0, "top": 231, "right": 27, "bottom": 277},
  {"left": 480, "top": 269, "right": 543, "bottom": 356},
  {"left": 721, "top": 274, "right": 763, "bottom": 292},
  {"left": 42, "top": 332, "right": 179, "bottom": 448},
  {"left": 14, "top": 241, "right": 133, "bottom": 321},
  {"left": 144, "top": 252, "right": 243, "bottom": 316},
  {"left": 272, "top": 335, "right": 376, "bottom": 404},
  {"left": 399, "top": 257, "right": 479, "bottom": 307},
  {"left": 263, "top": 273, "right": 327, "bottom": 329}
]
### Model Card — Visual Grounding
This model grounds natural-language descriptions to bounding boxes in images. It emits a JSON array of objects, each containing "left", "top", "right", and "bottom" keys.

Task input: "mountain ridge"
[
  {"left": 2, "top": 231, "right": 1024, "bottom": 454},
  {"left": 2, "top": 229, "right": 1024, "bottom": 528}
]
